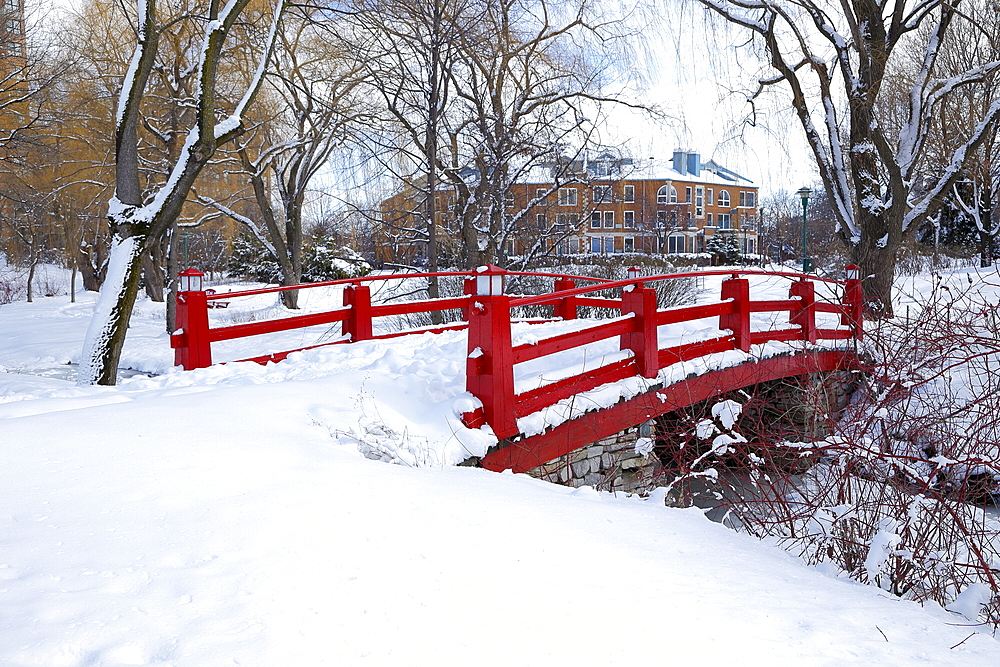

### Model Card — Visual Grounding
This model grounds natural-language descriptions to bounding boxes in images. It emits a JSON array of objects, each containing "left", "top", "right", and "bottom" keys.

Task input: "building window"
[
  {"left": 719, "top": 213, "right": 731, "bottom": 229},
  {"left": 558, "top": 188, "right": 577, "bottom": 206},
  {"left": 668, "top": 236, "right": 686, "bottom": 254},
  {"left": 590, "top": 212, "right": 601, "bottom": 229},
  {"left": 623, "top": 185, "right": 635, "bottom": 203},
  {"left": 535, "top": 188, "right": 546, "bottom": 201},
  {"left": 624, "top": 211, "right": 635, "bottom": 229},
  {"left": 707, "top": 188, "right": 713, "bottom": 206},
  {"left": 605, "top": 236, "right": 616, "bottom": 253},
  {"left": 657, "top": 185, "right": 668, "bottom": 204},
  {"left": 707, "top": 213, "right": 713, "bottom": 226},
  {"left": 536, "top": 214, "right": 546, "bottom": 230},
  {"left": 695, "top": 186, "right": 704, "bottom": 217},
  {"left": 744, "top": 238, "right": 756, "bottom": 254},
  {"left": 624, "top": 237, "right": 634, "bottom": 252},
  {"left": 685, "top": 187, "right": 692, "bottom": 203},
  {"left": 505, "top": 240, "right": 516, "bottom": 256},
  {"left": 656, "top": 211, "right": 667, "bottom": 229},
  {"left": 718, "top": 190, "right": 730, "bottom": 207},
  {"left": 7, "top": 18, "right": 21, "bottom": 34},
  {"left": 7, "top": 40, "right": 22, "bottom": 57},
  {"left": 590, "top": 237, "right": 602, "bottom": 254},
  {"left": 4, "top": 0, "right": 17, "bottom": 11},
  {"left": 670, "top": 186, "right": 677, "bottom": 203},
  {"left": 593, "top": 185, "right": 612, "bottom": 203},
  {"left": 603, "top": 211, "right": 615, "bottom": 229},
  {"left": 747, "top": 214, "right": 756, "bottom": 231}
]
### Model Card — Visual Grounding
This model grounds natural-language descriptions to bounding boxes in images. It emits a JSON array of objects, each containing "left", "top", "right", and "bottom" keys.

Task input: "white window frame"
[
  {"left": 590, "top": 212, "right": 601, "bottom": 229},
  {"left": 707, "top": 188, "right": 713, "bottom": 206},
  {"left": 624, "top": 211, "right": 635, "bottom": 229},
  {"left": 623, "top": 185, "right": 635, "bottom": 203},
  {"left": 624, "top": 236, "right": 635, "bottom": 252},
  {"left": 603, "top": 211, "right": 615, "bottom": 229},
  {"left": 695, "top": 186, "right": 704, "bottom": 217},
  {"left": 718, "top": 190, "right": 730, "bottom": 208},
  {"left": 558, "top": 188, "right": 578, "bottom": 206},
  {"left": 593, "top": 185, "right": 612, "bottom": 203}
]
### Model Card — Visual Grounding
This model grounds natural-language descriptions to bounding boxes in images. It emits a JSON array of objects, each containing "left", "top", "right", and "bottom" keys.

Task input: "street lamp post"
[{"left": 796, "top": 187, "right": 812, "bottom": 273}]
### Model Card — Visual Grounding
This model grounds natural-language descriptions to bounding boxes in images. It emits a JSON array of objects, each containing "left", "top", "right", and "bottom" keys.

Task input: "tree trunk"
[
  {"left": 142, "top": 243, "right": 165, "bottom": 302},
  {"left": 166, "top": 224, "right": 178, "bottom": 332},
  {"left": 78, "top": 236, "right": 145, "bottom": 386},
  {"left": 26, "top": 259, "right": 35, "bottom": 303},
  {"left": 979, "top": 227, "right": 994, "bottom": 268},
  {"left": 850, "top": 208, "right": 901, "bottom": 319}
]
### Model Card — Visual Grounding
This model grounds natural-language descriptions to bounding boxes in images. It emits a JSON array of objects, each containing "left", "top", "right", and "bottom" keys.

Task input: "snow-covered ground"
[{"left": 2, "top": 265, "right": 1000, "bottom": 665}]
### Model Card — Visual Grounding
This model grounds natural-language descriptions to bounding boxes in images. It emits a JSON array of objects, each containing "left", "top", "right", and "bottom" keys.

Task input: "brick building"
[
  {"left": 1, "top": 0, "right": 23, "bottom": 62},
  {"left": 513, "top": 150, "right": 758, "bottom": 257},
  {"left": 378, "top": 150, "right": 758, "bottom": 264}
]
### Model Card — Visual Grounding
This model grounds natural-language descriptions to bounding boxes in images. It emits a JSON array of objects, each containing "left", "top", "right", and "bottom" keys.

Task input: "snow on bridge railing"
[
  {"left": 460, "top": 264, "right": 863, "bottom": 440},
  {"left": 170, "top": 264, "right": 863, "bottom": 441}
]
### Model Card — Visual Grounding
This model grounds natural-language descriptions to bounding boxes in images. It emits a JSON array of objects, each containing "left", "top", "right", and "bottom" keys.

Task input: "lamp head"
[{"left": 178, "top": 268, "right": 204, "bottom": 292}]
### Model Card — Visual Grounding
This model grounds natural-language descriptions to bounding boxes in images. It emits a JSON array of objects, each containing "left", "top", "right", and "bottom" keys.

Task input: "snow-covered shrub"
[
  {"left": 302, "top": 231, "right": 371, "bottom": 282},
  {"left": 541, "top": 260, "right": 699, "bottom": 319},
  {"left": 705, "top": 233, "right": 742, "bottom": 265},
  {"left": 228, "top": 232, "right": 371, "bottom": 284},
  {"left": 0, "top": 265, "right": 25, "bottom": 304},
  {"left": 652, "top": 278, "right": 1000, "bottom": 625}
]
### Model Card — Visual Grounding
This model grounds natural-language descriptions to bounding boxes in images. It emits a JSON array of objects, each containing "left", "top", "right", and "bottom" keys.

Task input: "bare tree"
[
  {"left": 78, "top": 0, "right": 285, "bottom": 386},
  {"left": 353, "top": 0, "right": 641, "bottom": 274},
  {"left": 200, "top": 8, "right": 363, "bottom": 309},
  {"left": 697, "top": 0, "right": 1000, "bottom": 316}
]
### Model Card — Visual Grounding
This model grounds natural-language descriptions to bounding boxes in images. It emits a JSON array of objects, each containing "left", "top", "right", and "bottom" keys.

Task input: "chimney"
[
  {"left": 672, "top": 150, "right": 687, "bottom": 175},
  {"left": 687, "top": 152, "right": 701, "bottom": 177}
]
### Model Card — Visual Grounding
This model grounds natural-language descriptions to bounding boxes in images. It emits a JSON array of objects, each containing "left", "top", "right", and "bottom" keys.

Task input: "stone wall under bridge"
[{"left": 523, "top": 368, "right": 863, "bottom": 494}]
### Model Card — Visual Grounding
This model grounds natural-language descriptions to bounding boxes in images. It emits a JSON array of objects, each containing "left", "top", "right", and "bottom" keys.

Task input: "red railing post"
[
  {"left": 170, "top": 269, "right": 212, "bottom": 370},
  {"left": 342, "top": 283, "right": 373, "bottom": 342},
  {"left": 621, "top": 285, "right": 659, "bottom": 378},
  {"left": 462, "top": 266, "right": 518, "bottom": 440},
  {"left": 720, "top": 277, "right": 751, "bottom": 352},
  {"left": 553, "top": 277, "right": 577, "bottom": 320},
  {"left": 790, "top": 279, "right": 817, "bottom": 343},
  {"left": 842, "top": 265, "right": 863, "bottom": 339}
]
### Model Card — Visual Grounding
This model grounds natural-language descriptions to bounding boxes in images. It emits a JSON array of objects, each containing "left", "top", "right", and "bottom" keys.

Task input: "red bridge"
[{"left": 170, "top": 265, "right": 863, "bottom": 473}]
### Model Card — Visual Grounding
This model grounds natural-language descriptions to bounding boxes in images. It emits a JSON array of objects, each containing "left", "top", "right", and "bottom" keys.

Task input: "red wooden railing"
[
  {"left": 169, "top": 267, "right": 613, "bottom": 369},
  {"left": 459, "top": 265, "right": 863, "bottom": 440},
  {"left": 170, "top": 265, "right": 863, "bottom": 441}
]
